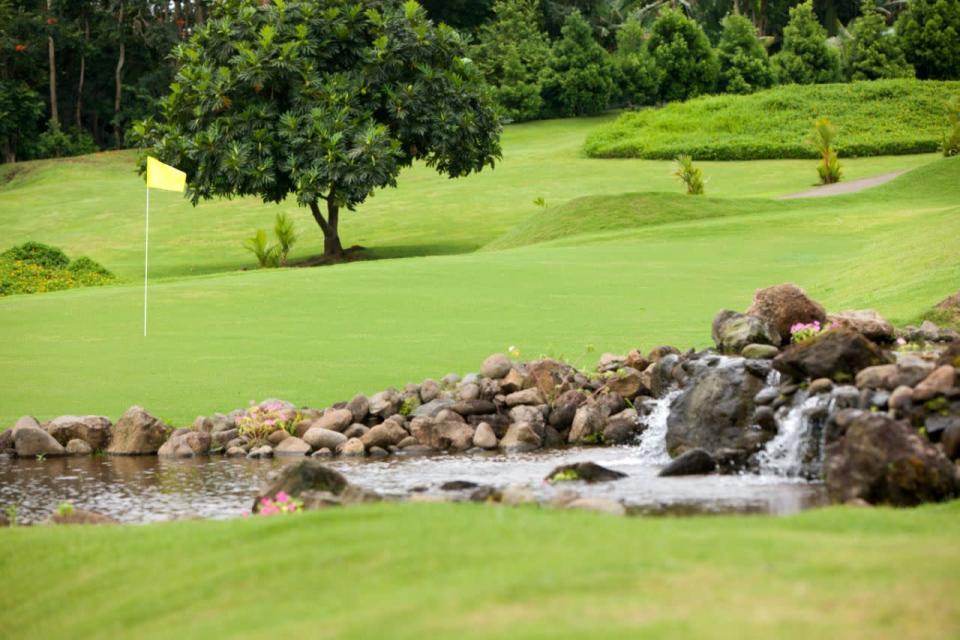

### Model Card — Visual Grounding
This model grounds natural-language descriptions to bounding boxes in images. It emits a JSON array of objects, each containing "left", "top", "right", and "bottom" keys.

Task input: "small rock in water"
[
  {"left": 65, "top": 439, "right": 93, "bottom": 456},
  {"left": 659, "top": 449, "right": 717, "bottom": 477},
  {"left": 247, "top": 445, "right": 273, "bottom": 459},
  {"left": 440, "top": 480, "right": 479, "bottom": 491},
  {"left": 545, "top": 462, "right": 627, "bottom": 484}
]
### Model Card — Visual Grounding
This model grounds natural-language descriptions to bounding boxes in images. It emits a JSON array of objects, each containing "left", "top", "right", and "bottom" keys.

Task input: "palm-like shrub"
[
  {"left": 273, "top": 213, "right": 298, "bottom": 265},
  {"left": 772, "top": 0, "right": 842, "bottom": 85},
  {"left": 674, "top": 155, "right": 705, "bottom": 194},
  {"left": 813, "top": 117, "right": 842, "bottom": 184},
  {"left": 717, "top": 14, "right": 775, "bottom": 94},
  {"left": 846, "top": 0, "right": 913, "bottom": 80}
]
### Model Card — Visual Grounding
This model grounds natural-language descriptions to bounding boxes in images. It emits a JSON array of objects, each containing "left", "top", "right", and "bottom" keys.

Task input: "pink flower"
[
  {"left": 275, "top": 491, "right": 290, "bottom": 503},
  {"left": 897, "top": 337, "right": 907, "bottom": 346},
  {"left": 260, "top": 497, "right": 272, "bottom": 506}
]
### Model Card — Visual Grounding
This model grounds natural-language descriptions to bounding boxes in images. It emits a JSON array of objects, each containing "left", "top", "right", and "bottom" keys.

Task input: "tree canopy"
[{"left": 132, "top": 0, "right": 502, "bottom": 258}]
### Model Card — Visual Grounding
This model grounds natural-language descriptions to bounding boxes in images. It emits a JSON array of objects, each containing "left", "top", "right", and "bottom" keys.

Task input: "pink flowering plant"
[
  {"left": 243, "top": 491, "right": 304, "bottom": 518},
  {"left": 236, "top": 401, "right": 300, "bottom": 443},
  {"left": 790, "top": 320, "right": 827, "bottom": 343}
]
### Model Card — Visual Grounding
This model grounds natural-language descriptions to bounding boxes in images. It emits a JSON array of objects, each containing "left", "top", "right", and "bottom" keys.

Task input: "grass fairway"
[
  {"left": 1, "top": 501, "right": 959, "bottom": 639},
  {"left": 0, "top": 117, "right": 957, "bottom": 425}
]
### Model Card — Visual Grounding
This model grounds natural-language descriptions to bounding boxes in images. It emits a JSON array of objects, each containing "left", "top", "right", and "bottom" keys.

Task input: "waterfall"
[
  {"left": 634, "top": 390, "right": 682, "bottom": 464},
  {"left": 758, "top": 392, "right": 830, "bottom": 477}
]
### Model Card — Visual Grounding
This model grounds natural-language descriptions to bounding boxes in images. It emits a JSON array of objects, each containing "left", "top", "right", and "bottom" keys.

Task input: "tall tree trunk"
[
  {"left": 114, "top": 4, "right": 125, "bottom": 148},
  {"left": 308, "top": 197, "right": 344, "bottom": 259},
  {"left": 46, "top": 0, "right": 58, "bottom": 125},
  {"left": 2, "top": 139, "right": 15, "bottom": 164},
  {"left": 75, "top": 16, "right": 89, "bottom": 130}
]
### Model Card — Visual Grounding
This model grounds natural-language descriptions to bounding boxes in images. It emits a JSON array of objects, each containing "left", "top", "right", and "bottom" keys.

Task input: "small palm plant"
[
  {"left": 813, "top": 116, "right": 842, "bottom": 184},
  {"left": 674, "top": 154, "right": 705, "bottom": 195},
  {"left": 273, "top": 212, "right": 298, "bottom": 265},
  {"left": 243, "top": 229, "right": 280, "bottom": 268},
  {"left": 942, "top": 95, "right": 960, "bottom": 157}
]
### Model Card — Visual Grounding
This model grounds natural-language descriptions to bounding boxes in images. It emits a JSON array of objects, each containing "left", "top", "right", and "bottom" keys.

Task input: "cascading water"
[
  {"left": 633, "top": 390, "right": 682, "bottom": 464},
  {"left": 758, "top": 391, "right": 831, "bottom": 478}
]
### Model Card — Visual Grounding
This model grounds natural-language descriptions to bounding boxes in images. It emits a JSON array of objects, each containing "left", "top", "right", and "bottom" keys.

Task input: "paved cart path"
[{"left": 779, "top": 170, "right": 908, "bottom": 199}]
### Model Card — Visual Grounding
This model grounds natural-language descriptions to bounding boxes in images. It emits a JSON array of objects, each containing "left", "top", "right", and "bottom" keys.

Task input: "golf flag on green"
[{"left": 143, "top": 157, "right": 186, "bottom": 337}]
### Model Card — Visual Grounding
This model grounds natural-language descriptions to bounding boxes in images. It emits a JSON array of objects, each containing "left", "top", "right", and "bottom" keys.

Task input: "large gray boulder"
[
  {"left": 252, "top": 460, "right": 349, "bottom": 512},
  {"left": 711, "top": 310, "right": 780, "bottom": 354},
  {"left": 158, "top": 431, "right": 211, "bottom": 458},
  {"left": 746, "top": 283, "right": 827, "bottom": 345},
  {"left": 302, "top": 427, "right": 348, "bottom": 451},
  {"left": 665, "top": 358, "right": 769, "bottom": 457},
  {"left": 823, "top": 412, "right": 958, "bottom": 506},
  {"left": 772, "top": 329, "right": 887, "bottom": 381},
  {"left": 828, "top": 310, "right": 895, "bottom": 342},
  {"left": 45, "top": 415, "right": 112, "bottom": 450},
  {"left": 14, "top": 424, "right": 66, "bottom": 457},
  {"left": 409, "top": 417, "right": 474, "bottom": 451},
  {"left": 107, "top": 407, "right": 171, "bottom": 455},
  {"left": 498, "top": 422, "right": 541, "bottom": 453},
  {"left": 480, "top": 353, "right": 512, "bottom": 379}
]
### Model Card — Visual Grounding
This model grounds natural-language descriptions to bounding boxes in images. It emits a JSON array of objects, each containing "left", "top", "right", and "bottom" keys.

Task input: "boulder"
[
  {"left": 448, "top": 399, "right": 497, "bottom": 417},
  {"left": 409, "top": 418, "right": 474, "bottom": 451},
  {"left": 659, "top": 449, "right": 717, "bottom": 477},
  {"left": 912, "top": 366, "right": 956, "bottom": 402},
  {"left": 603, "top": 368, "right": 647, "bottom": 398},
  {"left": 823, "top": 413, "right": 957, "bottom": 506},
  {"left": 548, "top": 390, "right": 587, "bottom": 430},
  {"left": 343, "top": 423, "right": 369, "bottom": 439},
  {"left": 545, "top": 462, "right": 626, "bottom": 483},
  {"left": 473, "top": 422, "right": 497, "bottom": 449},
  {"left": 943, "top": 423, "right": 960, "bottom": 461},
  {"left": 360, "top": 421, "right": 409, "bottom": 449},
  {"left": 746, "top": 283, "right": 827, "bottom": 344},
  {"left": 158, "top": 431, "right": 211, "bottom": 458},
  {"left": 741, "top": 343, "right": 780, "bottom": 360},
  {"left": 193, "top": 413, "right": 234, "bottom": 434},
  {"left": 856, "top": 357, "right": 933, "bottom": 390},
  {"left": 252, "top": 460, "right": 350, "bottom": 512},
  {"left": 369, "top": 389, "right": 401, "bottom": 418},
  {"left": 419, "top": 379, "right": 441, "bottom": 403},
  {"left": 665, "top": 359, "right": 769, "bottom": 457},
  {"left": 938, "top": 339, "right": 960, "bottom": 368},
  {"left": 107, "top": 406, "right": 171, "bottom": 455},
  {"left": 480, "top": 353, "right": 512, "bottom": 379},
  {"left": 712, "top": 310, "right": 780, "bottom": 354},
  {"left": 500, "top": 368, "right": 526, "bottom": 393},
  {"left": 302, "top": 427, "right": 348, "bottom": 451},
  {"left": 337, "top": 438, "right": 366, "bottom": 457},
  {"left": 247, "top": 445, "right": 273, "bottom": 459},
  {"left": 274, "top": 437, "right": 311, "bottom": 456},
  {"left": 828, "top": 310, "right": 895, "bottom": 342},
  {"left": 66, "top": 439, "right": 93, "bottom": 455},
  {"left": 315, "top": 408, "right": 354, "bottom": 432},
  {"left": 603, "top": 414, "right": 641, "bottom": 444},
  {"left": 45, "top": 416, "right": 112, "bottom": 450},
  {"left": 504, "top": 388, "right": 544, "bottom": 407},
  {"left": 14, "top": 426, "right": 66, "bottom": 457},
  {"left": 772, "top": 329, "right": 887, "bottom": 382},
  {"left": 11, "top": 416, "right": 42, "bottom": 435},
  {"left": 568, "top": 405, "right": 605, "bottom": 444},
  {"left": 346, "top": 394, "right": 370, "bottom": 423},
  {"left": 527, "top": 359, "right": 574, "bottom": 397},
  {"left": 267, "top": 430, "right": 289, "bottom": 445},
  {"left": 498, "top": 422, "right": 541, "bottom": 453}
]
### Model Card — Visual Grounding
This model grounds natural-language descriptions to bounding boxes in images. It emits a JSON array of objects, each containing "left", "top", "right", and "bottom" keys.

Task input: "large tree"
[
  {"left": 133, "top": 0, "right": 502, "bottom": 259},
  {"left": 897, "top": 0, "right": 960, "bottom": 80}
]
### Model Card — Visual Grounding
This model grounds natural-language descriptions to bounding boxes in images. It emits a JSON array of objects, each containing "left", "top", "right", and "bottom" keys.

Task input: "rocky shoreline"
[{"left": 3, "top": 283, "right": 959, "bottom": 519}]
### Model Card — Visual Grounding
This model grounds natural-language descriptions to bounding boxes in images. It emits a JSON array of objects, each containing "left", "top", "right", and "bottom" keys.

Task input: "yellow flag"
[{"left": 146, "top": 156, "right": 186, "bottom": 192}]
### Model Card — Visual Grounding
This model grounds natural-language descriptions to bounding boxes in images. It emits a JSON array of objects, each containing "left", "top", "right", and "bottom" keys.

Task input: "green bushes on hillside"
[
  {"left": 0, "top": 242, "right": 114, "bottom": 297},
  {"left": 584, "top": 80, "right": 960, "bottom": 160},
  {"left": 772, "top": 1, "right": 843, "bottom": 85},
  {"left": 845, "top": 0, "right": 914, "bottom": 81}
]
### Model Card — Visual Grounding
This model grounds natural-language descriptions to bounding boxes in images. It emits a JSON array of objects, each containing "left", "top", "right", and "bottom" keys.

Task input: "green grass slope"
[
  {"left": 0, "top": 156, "right": 956, "bottom": 426},
  {"left": 0, "top": 117, "right": 935, "bottom": 281},
  {"left": 1, "top": 502, "right": 959, "bottom": 639},
  {"left": 585, "top": 80, "right": 960, "bottom": 160}
]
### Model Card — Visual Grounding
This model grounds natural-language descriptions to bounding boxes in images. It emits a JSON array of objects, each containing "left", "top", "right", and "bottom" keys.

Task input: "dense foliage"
[
  {"left": 584, "top": 79, "right": 960, "bottom": 160},
  {"left": 845, "top": 0, "right": 913, "bottom": 80},
  {"left": 613, "top": 17, "right": 661, "bottom": 106},
  {"left": 897, "top": 0, "right": 960, "bottom": 80},
  {"left": 647, "top": 8, "right": 719, "bottom": 102},
  {"left": 543, "top": 10, "right": 616, "bottom": 116},
  {"left": 717, "top": 14, "right": 775, "bottom": 94},
  {"left": 133, "top": 0, "right": 502, "bottom": 258},
  {"left": 0, "top": 242, "right": 113, "bottom": 296},
  {"left": 772, "top": 0, "right": 842, "bottom": 84}
]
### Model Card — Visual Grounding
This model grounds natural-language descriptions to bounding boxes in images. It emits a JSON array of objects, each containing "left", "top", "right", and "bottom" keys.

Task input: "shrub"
[
  {"left": 812, "top": 117, "right": 842, "bottom": 184},
  {"left": 35, "top": 120, "right": 97, "bottom": 159},
  {"left": 647, "top": 8, "right": 719, "bottom": 103},
  {"left": 0, "top": 255, "right": 114, "bottom": 297},
  {"left": 897, "top": 0, "right": 960, "bottom": 80},
  {"left": 771, "top": 0, "right": 842, "bottom": 85},
  {"left": 943, "top": 95, "right": 960, "bottom": 156},
  {"left": 472, "top": 0, "right": 551, "bottom": 121},
  {"left": 244, "top": 229, "right": 281, "bottom": 269},
  {"left": 717, "top": 14, "right": 775, "bottom": 94},
  {"left": 1, "top": 242, "right": 70, "bottom": 269},
  {"left": 845, "top": 0, "right": 913, "bottom": 80},
  {"left": 235, "top": 401, "right": 300, "bottom": 443},
  {"left": 273, "top": 213, "right": 297, "bottom": 266},
  {"left": 584, "top": 79, "right": 960, "bottom": 160},
  {"left": 614, "top": 19, "right": 662, "bottom": 107},
  {"left": 543, "top": 10, "right": 617, "bottom": 116},
  {"left": 68, "top": 256, "right": 114, "bottom": 279},
  {"left": 674, "top": 155, "right": 705, "bottom": 194}
]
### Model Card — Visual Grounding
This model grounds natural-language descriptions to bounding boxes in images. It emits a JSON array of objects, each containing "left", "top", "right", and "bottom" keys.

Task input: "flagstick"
[{"left": 143, "top": 186, "right": 150, "bottom": 337}]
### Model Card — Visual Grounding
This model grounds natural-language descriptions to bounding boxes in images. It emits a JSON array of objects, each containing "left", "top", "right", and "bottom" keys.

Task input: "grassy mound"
[
  {"left": 0, "top": 242, "right": 114, "bottom": 297},
  {"left": 1, "top": 501, "right": 959, "bottom": 639},
  {"left": 585, "top": 80, "right": 960, "bottom": 160}
]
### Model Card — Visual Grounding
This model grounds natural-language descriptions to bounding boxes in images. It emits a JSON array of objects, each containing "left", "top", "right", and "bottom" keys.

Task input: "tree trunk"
[
  {"left": 308, "top": 197, "right": 344, "bottom": 259},
  {"left": 47, "top": 0, "right": 58, "bottom": 126},
  {"left": 75, "top": 17, "right": 89, "bottom": 130},
  {"left": 114, "top": 4, "right": 125, "bottom": 148},
  {"left": 2, "top": 139, "right": 15, "bottom": 164}
]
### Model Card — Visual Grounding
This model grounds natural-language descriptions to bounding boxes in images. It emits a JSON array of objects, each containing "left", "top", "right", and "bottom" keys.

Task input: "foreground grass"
[
  {"left": 1, "top": 501, "right": 958, "bottom": 639},
  {"left": 585, "top": 80, "right": 960, "bottom": 160}
]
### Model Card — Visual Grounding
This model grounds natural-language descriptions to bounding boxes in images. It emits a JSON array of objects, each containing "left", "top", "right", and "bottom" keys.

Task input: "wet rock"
[
  {"left": 659, "top": 449, "right": 716, "bottom": 476},
  {"left": 226, "top": 446, "right": 247, "bottom": 457},
  {"left": 480, "top": 354, "right": 512, "bottom": 379},
  {"left": 107, "top": 407, "right": 171, "bottom": 455},
  {"left": 473, "top": 422, "right": 497, "bottom": 449},
  {"left": 253, "top": 460, "right": 350, "bottom": 512},
  {"left": 0, "top": 429, "right": 13, "bottom": 455},
  {"left": 49, "top": 508, "right": 118, "bottom": 525},
  {"left": 247, "top": 445, "right": 273, "bottom": 459},
  {"left": 441, "top": 480, "right": 479, "bottom": 491},
  {"left": 409, "top": 418, "right": 474, "bottom": 451},
  {"left": 808, "top": 378, "right": 834, "bottom": 396},
  {"left": 568, "top": 405, "right": 605, "bottom": 444},
  {"left": 650, "top": 354, "right": 681, "bottom": 396},
  {"left": 311, "top": 447, "right": 333, "bottom": 458},
  {"left": 545, "top": 462, "right": 626, "bottom": 483},
  {"left": 505, "top": 388, "right": 544, "bottom": 407},
  {"left": 548, "top": 390, "right": 587, "bottom": 430},
  {"left": 712, "top": 310, "right": 780, "bottom": 354},
  {"left": 824, "top": 412, "right": 958, "bottom": 506},
  {"left": 603, "top": 416, "right": 640, "bottom": 444},
  {"left": 742, "top": 344, "right": 780, "bottom": 360},
  {"left": 66, "top": 439, "right": 93, "bottom": 455},
  {"left": 274, "top": 436, "right": 311, "bottom": 456},
  {"left": 360, "top": 421, "right": 409, "bottom": 449},
  {"left": 753, "top": 406, "right": 777, "bottom": 433},
  {"left": 665, "top": 359, "right": 769, "bottom": 457},
  {"left": 746, "top": 283, "right": 827, "bottom": 344},
  {"left": 346, "top": 394, "right": 370, "bottom": 423},
  {"left": 772, "top": 329, "right": 887, "bottom": 382},
  {"left": 337, "top": 438, "right": 366, "bottom": 457},
  {"left": 158, "top": 431, "right": 211, "bottom": 458},
  {"left": 926, "top": 415, "right": 960, "bottom": 443},
  {"left": 753, "top": 387, "right": 779, "bottom": 405},
  {"left": 565, "top": 497, "right": 626, "bottom": 516},
  {"left": 315, "top": 408, "right": 354, "bottom": 433},
  {"left": 828, "top": 310, "right": 895, "bottom": 342},
  {"left": 912, "top": 366, "right": 956, "bottom": 402},
  {"left": 267, "top": 430, "right": 289, "bottom": 445},
  {"left": 604, "top": 368, "right": 647, "bottom": 398},
  {"left": 368, "top": 446, "right": 389, "bottom": 457},
  {"left": 889, "top": 385, "right": 914, "bottom": 411},
  {"left": 343, "top": 424, "right": 370, "bottom": 439},
  {"left": 45, "top": 416, "right": 112, "bottom": 450},
  {"left": 831, "top": 385, "right": 861, "bottom": 410},
  {"left": 943, "top": 423, "right": 960, "bottom": 461},
  {"left": 302, "top": 427, "right": 347, "bottom": 451},
  {"left": 499, "top": 422, "right": 541, "bottom": 453},
  {"left": 14, "top": 425, "right": 66, "bottom": 457}
]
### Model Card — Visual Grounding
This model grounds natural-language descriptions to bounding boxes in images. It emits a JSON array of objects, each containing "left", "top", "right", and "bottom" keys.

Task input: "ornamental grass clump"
[
  {"left": 235, "top": 401, "right": 300, "bottom": 444},
  {"left": 674, "top": 155, "right": 705, "bottom": 195},
  {"left": 812, "top": 117, "right": 842, "bottom": 184},
  {"left": 790, "top": 320, "right": 826, "bottom": 343}
]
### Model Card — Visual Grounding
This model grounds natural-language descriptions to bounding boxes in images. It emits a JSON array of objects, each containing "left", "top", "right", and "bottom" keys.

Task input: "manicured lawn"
[{"left": 1, "top": 501, "right": 958, "bottom": 639}]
